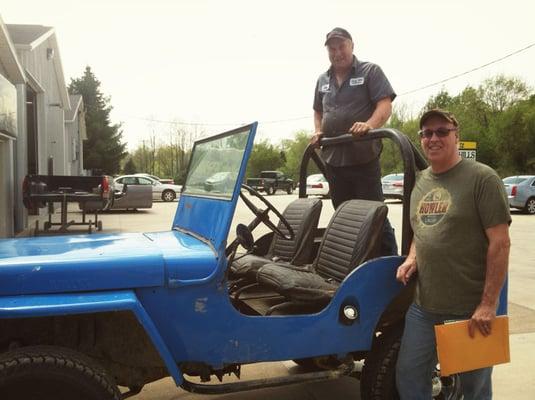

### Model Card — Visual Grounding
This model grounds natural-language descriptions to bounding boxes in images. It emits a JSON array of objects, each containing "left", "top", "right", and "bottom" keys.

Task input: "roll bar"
[{"left": 297, "top": 129, "right": 427, "bottom": 255}]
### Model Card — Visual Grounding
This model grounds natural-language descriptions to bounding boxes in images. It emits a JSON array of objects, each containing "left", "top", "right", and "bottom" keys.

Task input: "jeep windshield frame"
[{"left": 172, "top": 123, "right": 257, "bottom": 250}]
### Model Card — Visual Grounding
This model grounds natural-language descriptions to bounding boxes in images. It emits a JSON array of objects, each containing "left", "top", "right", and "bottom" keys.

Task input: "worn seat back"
[
  {"left": 231, "top": 198, "right": 322, "bottom": 280},
  {"left": 257, "top": 199, "right": 387, "bottom": 303}
]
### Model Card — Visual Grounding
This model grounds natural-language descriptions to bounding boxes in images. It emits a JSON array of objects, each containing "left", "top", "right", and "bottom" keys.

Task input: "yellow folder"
[{"left": 434, "top": 315, "right": 510, "bottom": 376}]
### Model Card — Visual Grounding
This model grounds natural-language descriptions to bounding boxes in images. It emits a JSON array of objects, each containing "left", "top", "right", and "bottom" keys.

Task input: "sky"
[{"left": 2, "top": 0, "right": 535, "bottom": 150}]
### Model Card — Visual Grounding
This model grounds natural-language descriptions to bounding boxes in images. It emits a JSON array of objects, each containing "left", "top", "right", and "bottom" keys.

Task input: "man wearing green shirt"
[{"left": 395, "top": 109, "right": 511, "bottom": 399}]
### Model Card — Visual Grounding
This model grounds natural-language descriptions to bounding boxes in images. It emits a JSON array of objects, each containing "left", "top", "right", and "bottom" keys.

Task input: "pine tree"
[
  {"left": 123, "top": 157, "right": 137, "bottom": 174},
  {"left": 69, "top": 66, "right": 127, "bottom": 174}
]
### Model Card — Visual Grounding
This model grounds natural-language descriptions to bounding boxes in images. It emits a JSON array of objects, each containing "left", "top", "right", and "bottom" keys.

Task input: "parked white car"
[
  {"left": 381, "top": 173, "right": 404, "bottom": 200},
  {"left": 306, "top": 174, "right": 330, "bottom": 197},
  {"left": 134, "top": 173, "right": 175, "bottom": 185},
  {"left": 115, "top": 175, "right": 182, "bottom": 202}
]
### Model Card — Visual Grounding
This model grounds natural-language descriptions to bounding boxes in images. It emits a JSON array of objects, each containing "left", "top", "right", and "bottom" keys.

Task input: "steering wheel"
[{"left": 240, "top": 184, "right": 294, "bottom": 241}]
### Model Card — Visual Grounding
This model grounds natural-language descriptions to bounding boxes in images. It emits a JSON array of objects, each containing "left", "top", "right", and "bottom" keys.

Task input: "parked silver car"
[
  {"left": 204, "top": 172, "right": 235, "bottom": 193},
  {"left": 134, "top": 173, "right": 175, "bottom": 185},
  {"left": 381, "top": 173, "right": 404, "bottom": 200},
  {"left": 502, "top": 175, "right": 535, "bottom": 214},
  {"left": 115, "top": 175, "right": 182, "bottom": 202}
]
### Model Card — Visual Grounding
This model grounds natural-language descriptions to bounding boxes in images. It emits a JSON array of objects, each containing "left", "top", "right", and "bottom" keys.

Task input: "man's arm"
[
  {"left": 396, "top": 240, "right": 417, "bottom": 285},
  {"left": 468, "top": 223, "right": 511, "bottom": 337},
  {"left": 349, "top": 97, "right": 392, "bottom": 135},
  {"left": 311, "top": 110, "right": 323, "bottom": 146}
]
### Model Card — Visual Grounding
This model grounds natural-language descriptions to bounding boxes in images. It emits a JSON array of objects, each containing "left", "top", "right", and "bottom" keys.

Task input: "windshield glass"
[{"left": 182, "top": 127, "right": 250, "bottom": 199}]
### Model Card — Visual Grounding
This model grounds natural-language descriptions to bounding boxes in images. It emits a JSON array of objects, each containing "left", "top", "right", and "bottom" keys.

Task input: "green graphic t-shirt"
[{"left": 410, "top": 160, "right": 511, "bottom": 315}]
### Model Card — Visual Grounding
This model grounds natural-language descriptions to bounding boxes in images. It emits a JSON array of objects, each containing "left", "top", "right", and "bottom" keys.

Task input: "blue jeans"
[
  {"left": 325, "top": 159, "right": 398, "bottom": 256},
  {"left": 396, "top": 303, "right": 493, "bottom": 400}
]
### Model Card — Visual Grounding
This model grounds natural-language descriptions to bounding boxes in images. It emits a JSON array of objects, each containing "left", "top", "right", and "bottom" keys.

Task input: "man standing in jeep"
[{"left": 311, "top": 27, "right": 397, "bottom": 255}]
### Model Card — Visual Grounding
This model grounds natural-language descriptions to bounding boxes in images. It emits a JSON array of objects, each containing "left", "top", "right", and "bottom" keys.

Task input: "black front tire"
[
  {"left": 0, "top": 346, "right": 121, "bottom": 400},
  {"left": 360, "top": 324, "right": 403, "bottom": 400},
  {"left": 360, "top": 323, "right": 461, "bottom": 400},
  {"left": 265, "top": 186, "right": 275, "bottom": 195}
]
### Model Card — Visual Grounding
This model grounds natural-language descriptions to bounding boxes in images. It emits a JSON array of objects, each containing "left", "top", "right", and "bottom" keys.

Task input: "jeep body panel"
[
  {"left": 0, "top": 233, "right": 164, "bottom": 296},
  {"left": 136, "top": 256, "right": 405, "bottom": 368},
  {"left": 0, "top": 290, "right": 183, "bottom": 384},
  {"left": 0, "top": 230, "right": 217, "bottom": 296}
]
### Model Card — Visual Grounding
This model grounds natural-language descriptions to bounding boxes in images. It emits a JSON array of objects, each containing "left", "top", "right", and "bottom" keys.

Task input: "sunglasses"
[{"left": 418, "top": 127, "right": 458, "bottom": 139}]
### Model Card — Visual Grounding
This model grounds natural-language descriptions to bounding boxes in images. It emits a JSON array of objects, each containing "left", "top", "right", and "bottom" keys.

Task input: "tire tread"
[{"left": 0, "top": 346, "right": 120, "bottom": 400}]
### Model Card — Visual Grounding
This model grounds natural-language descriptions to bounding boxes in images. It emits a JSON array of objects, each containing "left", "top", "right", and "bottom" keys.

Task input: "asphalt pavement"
[{"left": 26, "top": 195, "right": 535, "bottom": 399}]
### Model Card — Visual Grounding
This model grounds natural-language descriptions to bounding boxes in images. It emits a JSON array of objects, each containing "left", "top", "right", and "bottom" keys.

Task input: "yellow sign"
[{"left": 459, "top": 141, "right": 477, "bottom": 150}]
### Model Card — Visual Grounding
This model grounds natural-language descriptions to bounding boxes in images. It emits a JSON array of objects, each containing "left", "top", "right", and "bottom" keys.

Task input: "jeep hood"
[{"left": 0, "top": 231, "right": 216, "bottom": 296}]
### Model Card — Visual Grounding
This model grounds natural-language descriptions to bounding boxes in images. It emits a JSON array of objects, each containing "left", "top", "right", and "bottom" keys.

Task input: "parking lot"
[{"left": 28, "top": 194, "right": 535, "bottom": 399}]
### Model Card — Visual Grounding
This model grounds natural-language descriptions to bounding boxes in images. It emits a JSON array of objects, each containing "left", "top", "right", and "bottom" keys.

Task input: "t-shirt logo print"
[{"left": 417, "top": 187, "right": 451, "bottom": 226}]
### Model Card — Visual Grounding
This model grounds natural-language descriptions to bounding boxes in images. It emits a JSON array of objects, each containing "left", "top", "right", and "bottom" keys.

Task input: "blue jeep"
[{"left": 0, "top": 123, "right": 486, "bottom": 399}]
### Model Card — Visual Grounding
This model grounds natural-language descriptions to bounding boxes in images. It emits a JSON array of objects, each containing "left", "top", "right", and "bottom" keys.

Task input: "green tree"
[
  {"left": 492, "top": 95, "right": 535, "bottom": 174},
  {"left": 424, "top": 89, "right": 454, "bottom": 111},
  {"left": 480, "top": 74, "right": 530, "bottom": 113},
  {"left": 69, "top": 66, "right": 127, "bottom": 174},
  {"left": 280, "top": 130, "right": 319, "bottom": 181},
  {"left": 384, "top": 106, "right": 421, "bottom": 174},
  {"left": 393, "top": 74, "right": 534, "bottom": 175},
  {"left": 246, "top": 140, "right": 284, "bottom": 178},
  {"left": 123, "top": 157, "right": 137, "bottom": 174}
]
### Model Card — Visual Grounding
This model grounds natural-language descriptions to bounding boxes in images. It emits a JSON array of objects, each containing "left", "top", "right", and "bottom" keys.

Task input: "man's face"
[
  {"left": 420, "top": 115, "right": 459, "bottom": 168},
  {"left": 326, "top": 38, "right": 354, "bottom": 70}
]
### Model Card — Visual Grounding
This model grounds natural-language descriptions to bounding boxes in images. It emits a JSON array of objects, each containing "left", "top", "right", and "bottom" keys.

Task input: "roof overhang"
[
  {"left": 7, "top": 24, "right": 70, "bottom": 110},
  {"left": 0, "top": 16, "right": 25, "bottom": 84}
]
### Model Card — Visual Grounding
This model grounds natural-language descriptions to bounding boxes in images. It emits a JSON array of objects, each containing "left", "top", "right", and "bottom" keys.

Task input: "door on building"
[
  {"left": 26, "top": 85, "right": 38, "bottom": 175},
  {"left": 26, "top": 86, "right": 39, "bottom": 215},
  {"left": 0, "top": 140, "right": 7, "bottom": 236}
]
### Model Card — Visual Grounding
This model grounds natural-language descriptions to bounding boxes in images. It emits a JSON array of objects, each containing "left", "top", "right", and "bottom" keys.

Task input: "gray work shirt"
[{"left": 313, "top": 57, "right": 396, "bottom": 166}]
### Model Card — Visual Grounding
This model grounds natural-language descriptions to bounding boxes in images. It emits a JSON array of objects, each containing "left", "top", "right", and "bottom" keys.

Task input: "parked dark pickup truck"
[{"left": 246, "top": 170, "right": 294, "bottom": 195}]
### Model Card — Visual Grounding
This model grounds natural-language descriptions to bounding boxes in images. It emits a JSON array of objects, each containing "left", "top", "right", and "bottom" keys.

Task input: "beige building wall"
[{"left": 15, "top": 38, "right": 68, "bottom": 175}]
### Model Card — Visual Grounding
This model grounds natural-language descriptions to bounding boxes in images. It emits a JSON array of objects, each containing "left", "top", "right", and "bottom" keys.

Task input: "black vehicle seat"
[
  {"left": 256, "top": 199, "right": 387, "bottom": 306},
  {"left": 230, "top": 198, "right": 322, "bottom": 282}
]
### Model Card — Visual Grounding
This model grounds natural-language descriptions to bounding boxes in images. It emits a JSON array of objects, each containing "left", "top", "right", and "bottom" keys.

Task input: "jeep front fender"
[{"left": 0, "top": 290, "right": 183, "bottom": 385}]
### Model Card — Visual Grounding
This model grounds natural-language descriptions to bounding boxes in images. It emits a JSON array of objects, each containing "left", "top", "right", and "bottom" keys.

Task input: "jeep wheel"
[
  {"left": 162, "top": 190, "right": 176, "bottom": 202},
  {"left": 265, "top": 186, "right": 275, "bottom": 195},
  {"left": 524, "top": 197, "right": 535, "bottom": 214},
  {"left": 0, "top": 346, "right": 121, "bottom": 400},
  {"left": 286, "top": 186, "right": 293, "bottom": 194},
  {"left": 360, "top": 324, "right": 402, "bottom": 399},
  {"left": 360, "top": 324, "right": 460, "bottom": 399}
]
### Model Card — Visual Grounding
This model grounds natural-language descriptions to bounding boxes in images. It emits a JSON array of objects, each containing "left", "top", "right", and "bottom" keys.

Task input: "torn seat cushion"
[
  {"left": 231, "top": 254, "right": 284, "bottom": 281},
  {"left": 257, "top": 263, "right": 337, "bottom": 303}
]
